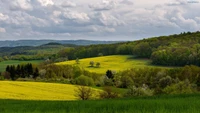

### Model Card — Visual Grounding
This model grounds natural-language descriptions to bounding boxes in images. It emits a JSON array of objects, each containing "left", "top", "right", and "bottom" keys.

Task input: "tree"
[
  {"left": 99, "top": 87, "right": 119, "bottom": 99},
  {"left": 89, "top": 61, "right": 94, "bottom": 67},
  {"left": 76, "top": 58, "right": 80, "bottom": 64},
  {"left": 106, "top": 70, "right": 114, "bottom": 79},
  {"left": 33, "top": 68, "right": 39, "bottom": 79},
  {"left": 75, "top": 75, "right": 94, "bottom": 86},
  {"left": 96, "top": 62, "right": 100, "bottom": 68},
  {"left": 74, "top": 86, "right": 93, "bottom": 100}
]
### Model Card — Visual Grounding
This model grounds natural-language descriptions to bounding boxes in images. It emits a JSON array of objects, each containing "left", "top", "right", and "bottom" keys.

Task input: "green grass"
[
  {"left": 0, "top": 94, "right": 199, "bottom": 113},
  {"left": 57, "top": 55, "right": 172, "bottom": 74},
  {"left": 0, "top": 60, "right": 42, "bottom": 72}
]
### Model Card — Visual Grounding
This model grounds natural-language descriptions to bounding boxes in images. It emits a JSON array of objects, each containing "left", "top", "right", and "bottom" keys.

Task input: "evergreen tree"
[{"left": 33, "top": 68, "right": 39, "bottom": 79}]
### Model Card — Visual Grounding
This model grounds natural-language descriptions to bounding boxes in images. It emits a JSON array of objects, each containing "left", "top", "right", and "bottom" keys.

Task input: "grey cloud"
[
  {"left": 89, "top": 0, "right": 117, "bottom": 11},
  {"left": 120, "top": 0, "right": 134, "bottom": 5},
  {"left": 166, "top": 0, "right": 187, "bottom": 6},
  {"left": 0, "top": 27, "right": 6, "bottom": 32},
  {"left": 61, "top": 1, "right": 76, "bottom": 7}
]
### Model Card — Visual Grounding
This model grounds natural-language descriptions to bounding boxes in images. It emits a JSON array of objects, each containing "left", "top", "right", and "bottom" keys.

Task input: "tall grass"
[{"left": 0, "top": 94, "right": 199, "bottom": 113}]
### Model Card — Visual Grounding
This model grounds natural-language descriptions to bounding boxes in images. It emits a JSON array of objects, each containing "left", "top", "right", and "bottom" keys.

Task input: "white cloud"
[
  {"left": 63, "top": 11, "right": 90, "bottom": 24},
  {"left": 0, "top": 0, "right": 200, "bottom": 40},
  {"left": 0, "top": 27, "right": 6, "bottom": 32},
  {"left": 37, "top": 0, "right": 54, "bottom": 7},
  {"left": 120, "top": 0, "right": 134, "bottom": 5},
  {"left": 0, "top": 13, "right": 9, "bottom": 21},
  {"left": 61, "top": 1, "right": 76, "bottom": 7},
  {"left": 89, "top": 0, "right": 117, "bottom": 11}
]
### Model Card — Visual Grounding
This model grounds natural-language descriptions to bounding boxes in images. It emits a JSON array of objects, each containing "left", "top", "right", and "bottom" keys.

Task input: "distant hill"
[{"left": 0, "top": 40, "right": 120, "bottom": 47}]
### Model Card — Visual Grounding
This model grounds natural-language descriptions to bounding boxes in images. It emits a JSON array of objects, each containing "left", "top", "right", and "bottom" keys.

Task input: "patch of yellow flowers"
[{"left": 0, "top": 81, "right": 78, "bottom": 100}]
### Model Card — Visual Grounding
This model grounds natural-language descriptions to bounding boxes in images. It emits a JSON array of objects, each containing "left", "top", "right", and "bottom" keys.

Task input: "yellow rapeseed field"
[
  {"left": 56, "top": 55, "right": 155, "bottom": 74},
  {"left": 0, "top": 81, "right": 95, "bottom": 100}
]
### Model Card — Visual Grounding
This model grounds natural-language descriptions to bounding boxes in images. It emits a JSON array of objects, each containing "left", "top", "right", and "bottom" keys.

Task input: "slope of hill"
[
  {"left": 57, "top": 31, "right": 200, "bottom": 67},
  {"left": 0, "top": 40, "right": 119, "bottom": 47},
  {"left": 56, "top": 55, "right": 171, "bottom": 74},
  {"left": 0, "top": 81, "right": 98, "bottom": 100}
]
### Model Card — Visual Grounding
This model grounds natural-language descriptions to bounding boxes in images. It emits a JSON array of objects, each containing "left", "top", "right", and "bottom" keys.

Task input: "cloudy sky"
[{"left": 0, "top": 0, "right": 200, "bottom": 41}]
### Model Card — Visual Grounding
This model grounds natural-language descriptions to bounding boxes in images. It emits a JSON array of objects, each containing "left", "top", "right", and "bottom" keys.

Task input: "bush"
[
  {"left": 163, "top": 79, "right": 196, "bottom": 94},
  {"left": 74, "top": 86, "right": 93, "bottom": 100},
  {"left": 99, "top": 87, "right": 119, "bottom": 99},
  {"left": 125, "top": 85, "right": 153, "bottom": 97},
  {"left": 75, "top": 75, "right": 94, "bottom": 86}
]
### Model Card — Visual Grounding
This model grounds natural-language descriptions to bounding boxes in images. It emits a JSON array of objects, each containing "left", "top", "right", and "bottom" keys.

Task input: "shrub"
[
  {"left": 99, "top": 87, "right": 119, "bottom": 99},
  {"left": 75, "top": 75, "right": 94, "bottom": 86},
  {"left": 163, "top": 79, "right": 196, "bottom": 94},
  {"left": 74, "top": 86, "right": 93, "bottom": 100},
  {"left": 125, "top": 84, "right": 153, "bottom": 97}
]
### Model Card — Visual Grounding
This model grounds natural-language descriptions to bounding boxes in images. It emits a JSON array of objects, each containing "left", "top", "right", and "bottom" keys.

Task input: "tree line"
[
  {"left": 54, "top": 31, "right": 200, "bottom": 66},
  {"left": 4, "top": 63, "right": 39, "bottom": 80}
]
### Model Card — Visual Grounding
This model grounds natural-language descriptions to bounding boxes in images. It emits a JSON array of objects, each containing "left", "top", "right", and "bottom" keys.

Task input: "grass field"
[
  {"left": 0, "top": 94, "right": 199, "bottom": 113},
  {"left": 0, "top": 60, "right": 42, "bottom": 72},
  {"left": 57, "top": 55, "right": 171, "bottom": 74},
  {"left": 0, "top": 81, "right": 97, "bottom": 100}
]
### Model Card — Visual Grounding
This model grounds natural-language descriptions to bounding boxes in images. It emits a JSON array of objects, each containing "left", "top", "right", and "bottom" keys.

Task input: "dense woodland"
[{"left": 54, "top": 31, "right": 200, "bottom": 66}]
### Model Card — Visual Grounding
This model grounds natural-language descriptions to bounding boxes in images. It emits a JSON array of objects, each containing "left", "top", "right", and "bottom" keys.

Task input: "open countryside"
[{"left": 57, "top": 55, "right": 171, "bottom": 74}]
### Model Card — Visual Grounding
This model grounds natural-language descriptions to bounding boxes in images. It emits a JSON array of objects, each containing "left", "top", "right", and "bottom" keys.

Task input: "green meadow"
[
  {"left": 57, "top": 55, "right": 172, "bottom": 74},
  {"left": 0, "top": 94, "right": 199, "bottom": 113},
  {"left": 0, "top": 60, "right": 42, "bottom": 72}
]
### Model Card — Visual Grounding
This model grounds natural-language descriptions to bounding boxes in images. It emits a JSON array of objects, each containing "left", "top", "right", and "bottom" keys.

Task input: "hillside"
[
  {"left": 0, "top": 81, "right": 98, "bottom": 100},
  {"left": 0, "top": 40, "right": 119, "bottom": 47},
  {"left": 56, "top": 31, "right": 200, "bottom": 67},
  {"left": 56, "top": 55, "right": 171, "bottom": 74}
]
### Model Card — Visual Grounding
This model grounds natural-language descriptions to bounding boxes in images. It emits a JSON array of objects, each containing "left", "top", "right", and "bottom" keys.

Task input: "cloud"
[
  {"left": 13, "top": 0, "right": 32, "bottom": 10},
  {"left": 61, "top": 1, "right": 76, "bottom": 7},
  {"left": 89, "top": 0, "right": 117, "bottom": 11},
  {"left": 166, "top": 0, "right": 187, "bottom": 6},
  {"left": 62, "top": 10, "right": 90, "bottom": 24},
  {"left": 37, "top": 0, "right": 54, "bottom": 7},
  {"left": 120, "top": 0, "right": 134, "bottom": 5},
  {"left": 0, "top": 13, "right": 9, "bottom": 21},
  {"left": 0, "top": 0, "right": 200, "bottom": 40},
  {"left": 0, "top": 27, "right": 6, "bottom": 32},
  {"left": 91, "top": 12, "right": 125, "bottom": 27}
]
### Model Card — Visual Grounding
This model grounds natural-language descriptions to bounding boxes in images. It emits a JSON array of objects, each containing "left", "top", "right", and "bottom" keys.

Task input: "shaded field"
[
  {"left": 57, "top": 55, "right": 172, "bottom": 74},
  {"left": 0, "top": 94, "right": 200, "bottom": 113},
  {"left": 0, "top": 60, "right": 42, "bottom": 72},
  {"left": 0, "top": 81, "right": 83, "bottom": 100}
]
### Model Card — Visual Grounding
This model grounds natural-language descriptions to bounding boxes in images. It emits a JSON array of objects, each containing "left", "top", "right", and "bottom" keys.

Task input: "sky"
[{"left": 0, "top": 0, "right": 200, "bottom": 41}]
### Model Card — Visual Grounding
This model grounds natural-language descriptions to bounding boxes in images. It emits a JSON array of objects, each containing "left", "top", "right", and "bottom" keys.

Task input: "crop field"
[
  {"left": 57, "top": 55, "right": 171, "bottom": 74},
  {"left": 0, "top": 94, "right": 199, "bottom": 113},
  {"left": 0, "top": 60, "right": 42, "bottom": 72},
  {"left": 0, "top": 81, "right": 97, "bottom": 100}
]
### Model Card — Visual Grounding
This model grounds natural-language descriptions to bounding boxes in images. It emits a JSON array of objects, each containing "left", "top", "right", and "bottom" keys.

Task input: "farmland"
[
  {"left": 0, "top": 60, "right": 42, "bottom": 72},
  {"left": 0, "top": 94, "right": 199, "bottom": 113},
  {"left": 57, "top": 55, "right": 172, "bottom": 74},
  {"left": 0, "top": 81, "right": 95, "bottom": 100}
]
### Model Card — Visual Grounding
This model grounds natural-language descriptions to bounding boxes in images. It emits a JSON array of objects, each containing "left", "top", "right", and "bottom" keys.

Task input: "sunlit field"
[
  {"left": 57, "top": 55, "right": 170, "bottom": 74},
  {"left": 0, "top": 81, "right": 92, "bottom": 100}
]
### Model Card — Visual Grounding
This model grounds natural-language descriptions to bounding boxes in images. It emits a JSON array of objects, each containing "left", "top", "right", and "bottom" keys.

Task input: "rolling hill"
[
  {"left": 56, "top": 55, "right": 171, "bottom": 74},
  {"left": 0, "top": 81, "right": 98, "bottom": 100}
]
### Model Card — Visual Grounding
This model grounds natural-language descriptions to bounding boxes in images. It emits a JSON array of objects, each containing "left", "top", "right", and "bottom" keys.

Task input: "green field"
[
  {"left": 57, "top": 55, "right": 171, "bottom": 74},
  {"left": 0, "top": 60, "right": 42, "bottom": 72},
  {"left": 0, "top": 94, "right": 199, "bottom": 113},
  {"left": 0, "top": 81, "right": 99, "bottom": 100}
]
